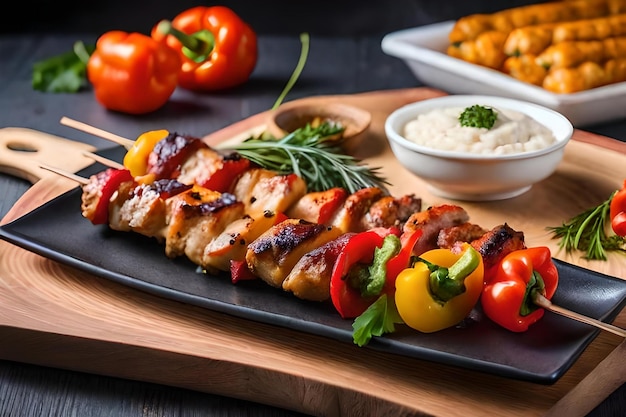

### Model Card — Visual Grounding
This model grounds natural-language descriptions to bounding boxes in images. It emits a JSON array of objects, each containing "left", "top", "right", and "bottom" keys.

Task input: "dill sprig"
[
  {"left": 227, "top": 122, "right": 390, "bottom": 194},
  {"left": 547, "top": 191, "right": 626, "bottom": 260}
]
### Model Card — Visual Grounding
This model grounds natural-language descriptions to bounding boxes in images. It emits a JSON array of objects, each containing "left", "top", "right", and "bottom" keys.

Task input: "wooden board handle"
[{"left": 0, "top": 127, "right": 97, "bottom": 184}]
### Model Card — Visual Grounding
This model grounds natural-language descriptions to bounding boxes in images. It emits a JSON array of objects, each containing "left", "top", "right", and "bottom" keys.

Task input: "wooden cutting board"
[{"left": 0, "top": 87, "right": 625, "bottom": 417}]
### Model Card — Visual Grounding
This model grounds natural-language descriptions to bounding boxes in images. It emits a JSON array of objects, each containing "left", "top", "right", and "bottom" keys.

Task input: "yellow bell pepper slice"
[
  {"left": 395, "top": 244, "right": 483, "bottom": 333},
  {"left": 123, "top": 129, "right": 169, "bottom": 177}
]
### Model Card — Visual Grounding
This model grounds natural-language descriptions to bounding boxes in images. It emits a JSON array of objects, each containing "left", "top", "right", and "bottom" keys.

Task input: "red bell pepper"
[
  {"left": 152, "top": 6, "right": 257, "bottom": 91},
  {"left": 230, "top": 260, "right": 257, "bottom": 283},
  {"left": 386, "top": 229, "right": 422, "bottom": 282},
  {"left": 88, "top": 168, "right": 134, "bottom": 225},
  {"left": 330, "top": 227, "right": 409, "bottom": 319},
  {"left": 481, "top": 246, "right": 559, "bottom": 332},
  {"left": 87, "top": 31, "right": 181, "bottom": 114},
  {"left": 199, "top": 154, "right": 251, "bottom": 192},
  {"left": 610, "top": 179, "right": 626, "bottom": 237}
]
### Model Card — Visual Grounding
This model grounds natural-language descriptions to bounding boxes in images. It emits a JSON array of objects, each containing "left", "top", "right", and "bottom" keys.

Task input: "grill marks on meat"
[
  {"left": 148, "top": 133, "right": 209, "bottom": 179},
  {"left": 202, "top": 211, "right": 282, "bottom": 273},
  {"left": 164, "top": 187, "right": 246, "bottom": 267},
  {"left": 246, "top": 219, "right": 343, "bottom": 288},
  {"left": 81, "top": 130, "right": 529, "bottom": 304},
  {"left": 471, "top": 223, "right": 526, "bottom": 271},
  {"left": 282, "top": 232, "right": 355, "bottom": 301}
]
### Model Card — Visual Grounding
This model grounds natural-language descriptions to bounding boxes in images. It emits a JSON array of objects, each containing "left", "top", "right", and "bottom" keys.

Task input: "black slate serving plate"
[{"left": 1, "top": 147, "right": 625, "bottom": 384}]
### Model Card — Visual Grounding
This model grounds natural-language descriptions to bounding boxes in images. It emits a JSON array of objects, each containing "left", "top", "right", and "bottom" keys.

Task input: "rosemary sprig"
[
  {"left": 228, "top": 123, "right": 390, "bottom": 194},
  {"left": 547, "top": 191, "right": 626, "bottom": 260}
]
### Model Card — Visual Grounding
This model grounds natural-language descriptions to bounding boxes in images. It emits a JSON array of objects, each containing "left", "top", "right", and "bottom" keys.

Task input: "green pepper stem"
[
  {"left": 156, "top": 20, "right": 215, "bottom": 63},
  {"left": 421, "top": 246, "right": 480, "bottom": 303},
  {"left": 520, "top": 270, "right": 545, "bottom": 316}
]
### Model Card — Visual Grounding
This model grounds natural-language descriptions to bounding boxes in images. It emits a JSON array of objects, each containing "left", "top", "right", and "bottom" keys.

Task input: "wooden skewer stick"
[
  {"left": 39, "top": 164, "right": 88, "bottom": 185},
  {"left": 60, "top": 116, "right": 135, "bottom": 149},
  {"left": 534, "top": 293, "right": 626, "bottom": 338},
  {"left": 82, "top": 151, "right": 125, "bottom": 169}
]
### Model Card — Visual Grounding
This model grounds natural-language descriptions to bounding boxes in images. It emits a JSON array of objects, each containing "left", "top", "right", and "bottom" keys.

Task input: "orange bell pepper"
[
  {"left": 152, "top": 6, "right": 258, "bottom": 91},
  {"left": 87, "top": 31, "right": 181, "bottom": 115}
]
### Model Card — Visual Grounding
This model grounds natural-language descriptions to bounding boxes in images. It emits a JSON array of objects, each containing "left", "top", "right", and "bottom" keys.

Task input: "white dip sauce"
[{"left": 403, "top": 106, "right": 556, "bottom": 155}]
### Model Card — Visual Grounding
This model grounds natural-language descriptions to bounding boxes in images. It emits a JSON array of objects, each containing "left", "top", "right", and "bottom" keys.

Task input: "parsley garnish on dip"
[
  {"left": 459, "top": 105, "right": 498, "bottom": 129},
  {"left": 402, "top": 104, "right": 556, "bottom": 155}
]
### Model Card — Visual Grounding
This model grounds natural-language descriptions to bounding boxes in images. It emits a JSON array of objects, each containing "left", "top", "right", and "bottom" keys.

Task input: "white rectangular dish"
[{"left": 381, "top": 21, "right": 626, "bottom": 127}]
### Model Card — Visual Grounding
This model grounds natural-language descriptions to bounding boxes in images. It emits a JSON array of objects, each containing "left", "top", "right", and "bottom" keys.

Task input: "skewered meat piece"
[
  {"left": 437, "top": 223, "right": 489, "bottom": 249},
  {"left": 286, "top": 187, "right": 348, "bottom": 225},
  {"left": 108, "top": 181, "right": 170, "bottom": 239},
  {"left": 471, "top": 223, "right": 526, "bottom": 272},
  {"left": 164, "top": 187, "right": 246, "bottom": 268},
  {"left": 403, "top": 204, "right": 470, "bottom": 256},
  {"left": 363, "top": 194, "right": 422, "bottom": 230},
  {"left": 282, "top": 232, "right": 355, "bottom": 301},
  {"left": 330, "top": 187, "right": 384, "bottom": 233},
  {"left": 231, "top": 168, "right": 307, "bottom": 218},
  {"left": 202, "top": 211, "right": 284, "bottom": 272},
  {"left": 246, "top": 218, "right": 343, "bottom": 288}
]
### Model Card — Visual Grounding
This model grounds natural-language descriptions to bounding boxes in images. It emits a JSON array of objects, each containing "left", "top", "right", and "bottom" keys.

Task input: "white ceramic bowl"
[{"left": 384, "top": 95, "right": 574, "bottom": 201}]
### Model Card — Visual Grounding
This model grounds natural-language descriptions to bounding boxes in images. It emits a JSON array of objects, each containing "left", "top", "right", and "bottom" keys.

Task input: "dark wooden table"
[{"left": 1, "top": 9, "right": 626, "bottom": 416}]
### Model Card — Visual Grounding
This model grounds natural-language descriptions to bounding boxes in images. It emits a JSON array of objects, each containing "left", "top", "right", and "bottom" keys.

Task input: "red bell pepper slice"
[
  {"left": 330, "top": 227, "right": 404, "bottom": 319},
  {"left": 386, "top": 229, "right": 423, "bottom": 284},
  {"left": 610, "top": 179, "right": 626, "bottom": 237},
  {"left": 481, "top": 246, "right": 559, "bottom": 332},
  {"left": 91, "top": 168, "right": 134, "bottom": 225},
  {"left": 230, "top": 260, "right": 257, "bottom": 284},
  {"left": 199, "top": 155, "right": 250, "bottom": 192}
]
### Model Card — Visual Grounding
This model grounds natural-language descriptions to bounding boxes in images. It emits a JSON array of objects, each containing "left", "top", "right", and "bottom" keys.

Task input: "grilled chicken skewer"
[{"left": 79, "top": 164, "right": 421, "bottom": 297}]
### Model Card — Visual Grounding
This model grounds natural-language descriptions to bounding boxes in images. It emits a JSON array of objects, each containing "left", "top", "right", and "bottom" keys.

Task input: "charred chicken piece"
[
  {"left": 246, "top": 218, "right": 343, "bottom": 288},
  {"left": 282, "top": 232, "right": 355, "bottom": 301},
  {"left": 403, "top": 204, "right": 470, "bottom": 256},
  {"left": 202, "top": 211, "right": 283, "bottom": 272},
  {"left": 164, "top": 187, "right": 246, "bottom": 268},
  {"left": 471, "top": 223, "right": 526, "bottom": 271}
]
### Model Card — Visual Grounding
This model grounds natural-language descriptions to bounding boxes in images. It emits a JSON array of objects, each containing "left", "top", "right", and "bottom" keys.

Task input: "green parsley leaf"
[
  {"left": 32, "top": 41, "right": 94, "bottom": 93},
  {"left": 352, "top": 294, "right": 402, "bottom": 347}
]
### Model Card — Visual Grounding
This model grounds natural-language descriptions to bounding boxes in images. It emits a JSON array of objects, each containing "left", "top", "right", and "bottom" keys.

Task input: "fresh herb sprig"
[
  {"left": 32, "top": 41, "right": 94, "bottom": 93},
  {"left": 459, "top": 105, "right": 498, "bottom": 129},
  {"left": 229, "top": 123, "right": 389, "bottom": 194},
  {"left": 547, "top": 192, "right": 626, "bottom": 260}
]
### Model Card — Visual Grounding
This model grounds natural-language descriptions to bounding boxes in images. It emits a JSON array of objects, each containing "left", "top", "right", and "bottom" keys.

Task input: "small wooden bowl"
[{"left": 266, "top": 101, "right": 372, "bottom": 147}]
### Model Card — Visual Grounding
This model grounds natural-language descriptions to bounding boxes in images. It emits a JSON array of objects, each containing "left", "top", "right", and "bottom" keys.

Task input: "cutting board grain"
[{"left": 0, "top": 88, "right": 625, "bottom": 417}]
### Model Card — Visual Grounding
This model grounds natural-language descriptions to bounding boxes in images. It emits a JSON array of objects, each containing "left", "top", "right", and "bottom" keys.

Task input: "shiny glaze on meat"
[
  {"left": 471, "top": 223, "right": 526, "bottom": 272},
  {"left": 246, "top": 218, "right": 343, "bottom": 288}
]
